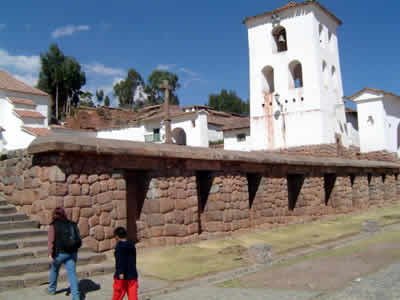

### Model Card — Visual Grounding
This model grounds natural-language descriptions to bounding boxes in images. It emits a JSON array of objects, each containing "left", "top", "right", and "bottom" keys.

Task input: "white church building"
[
  {"left": 243, "top": 0, "right": 351, "bottom": 151},
  {"left": 1, "top": 0, "right": 400, "bottom": 157},
  {"left": 0, "top": 70, "right": 50, "bottom": 152}
]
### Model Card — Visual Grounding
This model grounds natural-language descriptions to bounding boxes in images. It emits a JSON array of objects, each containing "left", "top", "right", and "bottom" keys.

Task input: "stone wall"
[{"left": 0, "top": 138, "right": 400, "bottom": 252}]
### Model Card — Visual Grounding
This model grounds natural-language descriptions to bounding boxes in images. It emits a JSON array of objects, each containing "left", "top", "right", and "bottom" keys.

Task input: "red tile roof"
[
  {"left": 9, "top": 97, "right": 36, "bottom": 107},
  {"left": 243, "top": 0, "right": 342, "bottom": 26},
  {"left": 0, "top": 70, "right": 48, "bottom": 96},
  {"left": 15, "top": 110, "right": 45, "bottom": 119},
  {"left": 348, "top": 88, "right": 399, "bottom": 101},
  {"left": 22, "top": 126, "right": 51, "bottom": 137}
]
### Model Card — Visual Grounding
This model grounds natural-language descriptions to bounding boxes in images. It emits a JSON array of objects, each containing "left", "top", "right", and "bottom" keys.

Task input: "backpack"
[{"left": 57, "top": 221, "right": 82, "bottom": 253}]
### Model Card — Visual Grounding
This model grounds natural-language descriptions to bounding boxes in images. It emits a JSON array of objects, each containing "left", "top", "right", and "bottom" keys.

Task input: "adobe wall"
[{"left": 0, "top": 136, "right": 399, "bottom": 252}]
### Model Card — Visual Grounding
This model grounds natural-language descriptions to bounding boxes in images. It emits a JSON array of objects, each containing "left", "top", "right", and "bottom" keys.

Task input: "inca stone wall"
[{"left": 0, "top": 136, "right": 400, "bottom": 252}]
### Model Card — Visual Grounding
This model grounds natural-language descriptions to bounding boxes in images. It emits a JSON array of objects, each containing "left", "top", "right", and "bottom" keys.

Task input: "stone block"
[
  {"left": 104, "top": 227, "right": 114, "bottom": 239},
  {"left": 80, "top": 208, "right": 95, "bottom": 218},
  {"left": 90, "top": 182, "right": 101, "bottom": 196},
  {"left": 79, "top": 175, "right": 89, "bottom": 184},
  {"left": 88, "top": 175, "right": 98, "bottom": 184},
  {"left": 91, "top": 226, "right": 105, "bottom": 241},
  {"left": 99, "top": 174, "right": 110, "bottom": 180},
  {"left": 83, "top": 236, "right": 98, "bottom": 252},
  {"left": 40, "top": 167, "right": 49, "bottom": 182},
  {"left": 72, "top": 207, "right": 80, "bottom": 223},
  {"left": 76, "top": 196, "right": 92, "bottom": 208},
  {"left": 108, "top": 179, "right": 117, "bottom": 191},
  {"left": 116, "top": 179, "right": 126, "bottom": 191},
  {"left": 64, "top": 196, "right": 76, "bottom": 208},
  {"left": 100, "top": 212, "right": 111, "bottom": 226},
  {"left": 175, "top": 198, "right": 188, "bottom": 210},
  {"left": 67, "top": 175, "right": 79, "bottom": 184},
  {"left": 150, "top": 226, "right": 164, "bottom": 237},
  {"left": 89, "top": 215, "right": 99, "bottom": 227},
  {"left": 49, "top": 183, "right": 68, "bottom": 196},
  {"left": 39, "top": 182, "right": 50, "bottom": 200},
  {"left": 113, "top": 191, "right": 126, "bottom": 200},
  {"left": 147, "top": 214, "right": 164, "bottom": 226},
  {"left": 175, "top": 210, "right": 185, "bottom": 224},
  {"left": 97, "top": 192, "right": 113, "bottom": 205},
  {"left": 164, "top": 224, "right": 180, "bottom": 236},
  {"left": 116, "top": 201, "right": 127, "bottom": 219},
  {"left": 40, "top": 210, "right": 53, "bottom": 225},
  {"left": 160, "top": 198, "right": 174, "bottom": 214},
  {"left": 79, "top": 218, "right": 90, "bottom": 238},
  {"left": 100, "top": 181, "right": 108, "bottom": 193},
  {"left": 82, "top": 184, "right": 89, "bottom": 195},
  {"left": 48, "top": 166, "right": 66, "bottom": 183},
  {"left": 101, "top": 202, "right": 114, "bottom": 212},
  {"left": 69, "top": 184, "right": 81, "bottom": 196},
  {"left": 45, "top": 196, "right": 63, "bottom": 210}
]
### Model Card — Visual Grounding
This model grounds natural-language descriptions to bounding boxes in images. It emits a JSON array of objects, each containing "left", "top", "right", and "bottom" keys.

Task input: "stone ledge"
[{"left": 28, "top": 135, "right": 400, "bottom": 171}]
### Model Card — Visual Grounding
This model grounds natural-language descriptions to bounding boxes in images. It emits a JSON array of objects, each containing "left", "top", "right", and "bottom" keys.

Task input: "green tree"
[
  {"left": 113, "top": 68, "right": 144, "bottom": 109},
  {"left": 96, "top": 89, "right": 104, "bottom": 105},
  {"left": 207, "top": 89, "right": 249, "bottom": 114},
  {"left": 79, "top": 91, "right": 94, "bottom": 107},
  {"left": 104, "top": 95, "right": 110, "bottom": 107},
  {"left": 144, "top": 70, "right": 180, "bottom": 105},
  {"left": 37, "top": 44, "right": 86, "bottom": 121}
]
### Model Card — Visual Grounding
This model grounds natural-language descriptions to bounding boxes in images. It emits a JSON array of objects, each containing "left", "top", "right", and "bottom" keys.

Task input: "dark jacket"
[
  {"left": 52, "top": 219, "right": 80, "bottom": 256},
  {"left": 114, "top": 240, "right": 138, "bottom": 280}
]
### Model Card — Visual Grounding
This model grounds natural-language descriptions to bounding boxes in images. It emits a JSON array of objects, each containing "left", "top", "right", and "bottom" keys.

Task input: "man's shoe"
[{"left": 44, "top": 288, "right": 56, "bottom": 295}]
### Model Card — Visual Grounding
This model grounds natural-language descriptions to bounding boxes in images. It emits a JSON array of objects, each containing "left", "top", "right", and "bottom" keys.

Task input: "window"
[
  {"left": 289, "top": 60, "right": 303, "bottom": 88},
  {"left": 272, "top": 26, "right": 287, "bottom": 53},
  {"left": 322, "top": 60, "right": 328, "bottom": 88},
  {"left": 319, "top": 24, "right": 324, "bottom": 44},
  {"left": 237, "top": 134, "right": 246, "bottom": 142},
  {"left": 261, "top": 66, "right": 274, "bottom": 94},
  {"left": 153, "top": 128, "right": 160, "bottom": 142}
]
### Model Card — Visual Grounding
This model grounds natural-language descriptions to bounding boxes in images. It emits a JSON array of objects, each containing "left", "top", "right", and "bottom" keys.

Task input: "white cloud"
[
  {"left": 179, "top": 67, "right": 199, "bottom": 77},
  {"left": 156, "top": 64, "right": 173, "bottom": 71},
  {"left": 0, "top": 24, "right": 6, "bottom": 31},
  {"left": 0, "top": 49, "right": 40, "bottom": 73},
  {"left": 14, "top": 73, "right": 38, "bottom": 86},
  {"left": 51, "top": 25, "right": 90, "bottom": 39},
  {"left": 84, "top": 63, "right": 125, "bottom": 77}
]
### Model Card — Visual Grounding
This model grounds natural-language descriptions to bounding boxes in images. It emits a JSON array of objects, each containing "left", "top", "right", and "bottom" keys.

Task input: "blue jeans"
[{"left": 48, "top": 252, "right": 80, "bottom": 300}]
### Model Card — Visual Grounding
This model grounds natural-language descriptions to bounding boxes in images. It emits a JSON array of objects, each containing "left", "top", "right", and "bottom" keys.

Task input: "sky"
[{"left": 0, "top": 0, "right": 399, "bottom": 108}]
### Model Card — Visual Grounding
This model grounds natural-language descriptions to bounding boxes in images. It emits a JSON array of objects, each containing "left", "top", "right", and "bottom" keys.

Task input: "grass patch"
[{"left": 137, "top": 205, "right": 400, "bottom": 281}]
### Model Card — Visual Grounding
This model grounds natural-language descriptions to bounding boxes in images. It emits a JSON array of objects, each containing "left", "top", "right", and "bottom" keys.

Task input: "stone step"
[
  {"left": 0, "top": 246, "right": 94, "bottom": 262},
  {"left": 0, "top": 262, "right": 114, "bottom": 292},
  {"left": 0, "top": 212, "right": 28, "bottom": 222},
  {"left": 0, "top": 252, "right": 107, "bottom": 278},
  {"left": 0, "top": 199, "right": 8, "bottom": 206},
  {"left": 0, "top": 205, "right": 17, "bottom": 215},
  {"left": 0, "top": 219, "right": 39, "bottom": 231},
  {"left": 0, "top": 228, "right": 47, "bottom": 241}
]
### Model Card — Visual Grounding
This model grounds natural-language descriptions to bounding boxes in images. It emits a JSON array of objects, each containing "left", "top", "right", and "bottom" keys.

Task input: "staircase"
[{"left": 0, "top": 197, "right": 113, "bottom": 292}]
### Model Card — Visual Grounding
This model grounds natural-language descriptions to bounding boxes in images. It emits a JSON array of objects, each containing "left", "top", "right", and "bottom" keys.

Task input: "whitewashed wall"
[
  {"left": 224, "top": 128, "right": 251, "bottom": 151},
  {"left": 353, "top": 91, "right": 397, "bottom": 153},
  {"left": 98, "top": 125, "right": 145, "bottom": 142},
  {"left": 246, "top": 4, "right": 348, "bottom": 150},
  {"left": 207, "top": 124, "right": 223, "bottom": 142},
  {"left": 0, "top": 93, "right": 36, "bottom": 150}
]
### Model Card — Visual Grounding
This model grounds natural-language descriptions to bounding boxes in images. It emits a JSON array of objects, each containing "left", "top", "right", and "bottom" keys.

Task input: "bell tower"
[{"left": 244, "top": 1, "right": 349, "bottom": 150}]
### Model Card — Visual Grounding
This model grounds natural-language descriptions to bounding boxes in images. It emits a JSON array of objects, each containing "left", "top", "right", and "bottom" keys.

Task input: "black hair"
[{"left": 114, "top": 227, "right": 128, "bottom": 239}]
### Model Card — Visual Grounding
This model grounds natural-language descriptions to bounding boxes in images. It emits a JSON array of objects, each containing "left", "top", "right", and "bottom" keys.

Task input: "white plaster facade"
[
  {"left": 223, "top": 128, "right": 251, "bottom": 151},
  {"left": 0, "top": 79, "right": 50, "bottom": 151},
  {"left": 244, "top": 1, "right": 350, "bottom": 151},
  {"left": 351, "top": 89, "right": 400, "bottom": 155},
  {"left": 96, "top": 111, "right": 210, "bottom": 147}
]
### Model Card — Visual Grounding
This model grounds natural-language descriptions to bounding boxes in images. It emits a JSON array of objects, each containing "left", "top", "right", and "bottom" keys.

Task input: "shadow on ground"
[{"left": 58, "top": 279, "right": 101, "bottom": 300}]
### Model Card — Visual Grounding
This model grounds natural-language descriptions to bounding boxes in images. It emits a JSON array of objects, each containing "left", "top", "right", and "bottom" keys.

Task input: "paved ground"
[{"left": 2, "top": 226, "right": 400, "bottom": 300}]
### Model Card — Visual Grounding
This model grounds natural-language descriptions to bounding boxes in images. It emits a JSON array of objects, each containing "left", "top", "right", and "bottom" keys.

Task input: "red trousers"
[{"left": 112, "top": 278, "right": 138, "bottom": 300}]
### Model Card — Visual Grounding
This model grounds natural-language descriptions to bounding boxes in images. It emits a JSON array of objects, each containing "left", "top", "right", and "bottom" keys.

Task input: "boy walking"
[{"left": 112, "top": 227, "right": 138, "bottom": 300}]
